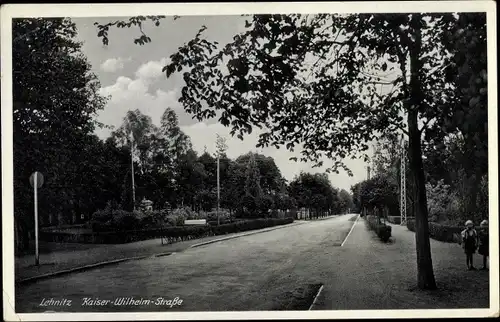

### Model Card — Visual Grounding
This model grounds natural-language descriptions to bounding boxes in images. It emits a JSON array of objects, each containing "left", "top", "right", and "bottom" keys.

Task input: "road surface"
[{"left": 15, "top": 214, "right": 357, "bottom": 312}]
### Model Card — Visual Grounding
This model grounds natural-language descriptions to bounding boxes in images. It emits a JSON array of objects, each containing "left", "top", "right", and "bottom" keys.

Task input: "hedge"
[
  {"left": 365, "top": 215, "right": 392, "bottom": 242},
  {"left": 40, "top": 217, "right": 295, "bottom": 244},
  {"left": 387, "top": 216, "right": 401, "bottom": 225},
  {"left": 90, "top": 209, "right": 185, "bottom": 232},
  {"left": 406, "top": 219, "right": 482, "bottom": 243},
  {"left": 206, "top": 210, "right": 231, "bottom": 222},
  {"left": 207, "top": 218, "right": 234, "bottom": 226}
]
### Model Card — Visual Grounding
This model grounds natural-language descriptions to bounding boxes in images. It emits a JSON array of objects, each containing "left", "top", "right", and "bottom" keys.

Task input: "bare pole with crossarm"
[{"left": 400, "top": 135, "right": 407, "bottom": 225}]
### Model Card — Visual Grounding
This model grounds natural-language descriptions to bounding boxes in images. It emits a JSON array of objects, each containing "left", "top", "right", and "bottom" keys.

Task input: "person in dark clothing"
[
  {"left": 461, "top": 220, "right": 478, "bottom": 270},
  {"left": 478, "top": 220, "right": 489, "bottom": 270}
]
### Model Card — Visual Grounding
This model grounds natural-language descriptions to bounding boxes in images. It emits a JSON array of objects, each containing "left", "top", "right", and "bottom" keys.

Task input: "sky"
[{"left": 73, "top": 15, "right": 372, "bottom": 192}]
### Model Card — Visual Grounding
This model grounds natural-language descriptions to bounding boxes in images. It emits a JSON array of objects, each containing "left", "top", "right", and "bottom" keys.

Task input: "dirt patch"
[{"left": 271, "top": 283, "right": 323, "bottom": 310}]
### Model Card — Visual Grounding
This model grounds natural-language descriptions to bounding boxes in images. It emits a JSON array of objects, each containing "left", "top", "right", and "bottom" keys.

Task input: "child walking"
[
  {"left": 478, "top": 220, "right": 489, "bottom": 270},
  {"left": 461, "top": 220, "right": 478, "bottom": 270}
]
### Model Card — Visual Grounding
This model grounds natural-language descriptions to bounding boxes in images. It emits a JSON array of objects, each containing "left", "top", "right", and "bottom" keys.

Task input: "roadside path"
[
  {"left": 15, "top": 220, "right": 307, "bottom": 283},
  {"left": 311, "top": 219, "right": 490, "bottom": 310}
]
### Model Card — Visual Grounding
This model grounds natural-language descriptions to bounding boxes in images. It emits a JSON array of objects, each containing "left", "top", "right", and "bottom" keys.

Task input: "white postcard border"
[{"left": 2, "top": 1, "right": 498, "bottom": 320}]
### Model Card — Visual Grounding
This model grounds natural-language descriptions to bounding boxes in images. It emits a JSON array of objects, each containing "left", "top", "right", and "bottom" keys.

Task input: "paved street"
[
  {"left": 15, "top": 214, "right": 489, "bottom": 312},
  {"left": 15, "top": 220, "right": 306, "bottom": 282}
]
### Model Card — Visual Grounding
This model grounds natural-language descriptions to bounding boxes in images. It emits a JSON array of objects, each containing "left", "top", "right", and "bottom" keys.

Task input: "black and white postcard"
[{"left": 2, "top": 1, "right": 498, "bottom": 320}]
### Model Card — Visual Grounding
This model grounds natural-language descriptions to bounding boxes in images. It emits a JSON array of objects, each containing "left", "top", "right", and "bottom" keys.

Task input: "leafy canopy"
[{"left": 96, "top": 13, "right": 480, "bottom": 176}]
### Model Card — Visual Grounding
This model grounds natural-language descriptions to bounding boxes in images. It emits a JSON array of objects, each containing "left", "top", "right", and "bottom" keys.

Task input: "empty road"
[{"left": 16, "top": 214, "right": 357, "bottom": 312}]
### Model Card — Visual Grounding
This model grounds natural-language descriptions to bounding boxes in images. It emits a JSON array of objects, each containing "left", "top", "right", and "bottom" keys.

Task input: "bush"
[
  {"left": 426, "top": 180, "right": 462, "bottom": 223},
  {"left": 166, "top": 208, "right": 189, "bottom": 226},
  {"left": 166, "top": 215, "right": 185, "bottom": 226},
  {"left": 90, "top": 209, "right": 113, "bottom": 232},
  {"left": 140, "top": 210, "right": 168, "bottom": 228},
  {"left": 259, "top": 194, "right": 275, "bottom": 214},
  {"left": 387, "top": 216, "right": 401, "bottom": 224},
  {"left": 111, "top": 210, "right": 141, "bottom": 231},
  {"left": 366, "top": 215, "right": 392, "bottom": 242},
  {"left": 187, "top": 210, "right": 208, "bottom": 220},
  {"left": 406, "top": 219, "right": 467, "bottom": 243},
  {"left": 428, "top": 222, "right": 463, "bottom": 243},
  {"left": 207, "top": 219, "right": 233, "bottom": 226},
  {"left": 91, "top": 208, "right": 171, "bottom": 232},
  {"left": 206, "top": 210, "right": 231, "bottom": 222}
]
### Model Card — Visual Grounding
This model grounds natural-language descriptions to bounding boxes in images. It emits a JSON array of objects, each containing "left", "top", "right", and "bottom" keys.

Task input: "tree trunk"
[
  {"left": 465, "top": 173, "right": 480, "bottom": 222},
  {"left": 407, "top": 13, "right": 437, "bottom": 290}
]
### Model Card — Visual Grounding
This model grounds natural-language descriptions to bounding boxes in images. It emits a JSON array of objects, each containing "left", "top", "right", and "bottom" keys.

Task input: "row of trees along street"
[
  {"left": 351, "top": 131, "right": 488, "bottom": 226},
  {"left": 95, "top": 12, "right": 487, "bottom": 290},
  {"left": 12, "top": 19, "right": 353, "bottom": 255}
]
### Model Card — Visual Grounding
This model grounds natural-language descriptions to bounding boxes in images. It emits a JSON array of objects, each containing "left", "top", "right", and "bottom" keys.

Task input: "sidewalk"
[
  {"left": 15, "top": 221, "right": 305, "bottom": 283},
  {"left": 312, "top": 218, "right": 490, "bottom": 310}
]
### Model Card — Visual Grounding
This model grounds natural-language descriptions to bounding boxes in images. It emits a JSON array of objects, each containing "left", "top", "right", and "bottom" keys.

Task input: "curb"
[
  {"left": 190, "top": 222, "right": 304, "bottom": 248},
  {"left": 308, "top": 284, "right": 325, "bottom": 310},
  {"left": 311, "top": 215, "right": 340, "bottom": 221},
  {"left": 16, "top": 255, "right": 150, "bottom": 286},
  {"left": 341, "top": 214, "right": 360, "bottom": 247}
]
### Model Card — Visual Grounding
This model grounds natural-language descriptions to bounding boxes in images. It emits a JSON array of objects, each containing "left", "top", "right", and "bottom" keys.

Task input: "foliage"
[
  {"left": 167, "top": 208, "right": 190, "bottom": 226},
  {"left": 425, "top": 179, "right": 460, "bottom": 223},
  {"left": 289, "top": 172, "right": 343, "bottom": 217},
  {"left": 13, "top": 18, "right": 108, "bottom": 253},
  {"left": 338, "top": 189, "right": 354, "bottom": 213},
  {"left": 206, "top": 210, "right": 231, "bottom": 222},
  {"left": 243, "top": 153, "right": 264, "bottom": 216},
  {"left": 372, "top": 133, "right": 401, "bottom": 179},
  {"left": 387, "top": 216, "right": 401, "bottom": 225},
  {"left": 365, "top": 215, "right": 392, "bottom": 242},
  {"left": 90, "top": 208, "right": 159, "bottom": 232},
  {"left": 352, "top": 174, "right": 399, "bottom": 216},
  {"left": 405, "top": 219, "right": 479, "bottom": 244},
  {"left": 103, "top": 13, "right": 484, "bottom": 175}
]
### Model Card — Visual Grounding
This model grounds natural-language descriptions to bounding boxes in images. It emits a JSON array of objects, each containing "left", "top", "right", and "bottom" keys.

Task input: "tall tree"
[
  {"left": 159, "top": 107, "right": 193, "bottom": 170},
  {"left": 176, "top": 149, "right": 206, "bottom": 209},
  {"left": 236, "top": 153, "right": 284, "bottom": 195},
  {"left": 338, "top": 189, "right": 354, "bottom": 214},
  {"left": 243, "top": 153, "right": 264, "bottom": 217},
  {"left": 111, "top": 109, "right": 158, "bottom": 175},
  {"left": 13, "top": 18, "right": 106, "bottom": 252},
  {"left": 290, "top": 172, "right": 339, "bottom": 218},
  {"left": 225, "top": 159, "right": 247, "bottom": 215}
]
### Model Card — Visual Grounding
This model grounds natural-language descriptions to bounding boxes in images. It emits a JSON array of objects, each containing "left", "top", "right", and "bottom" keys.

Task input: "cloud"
[
  {"left": 100, "top": 57, "right": 130, "bottom": 73},
  {"left": 135, "top": 58, "right": 169, "bottom": 80},
  {"left": 181, "top": 122, "right": 369, "bottom": 192},
  {"left": 95, "top": 59, "right": 180, "bottom": 138}
]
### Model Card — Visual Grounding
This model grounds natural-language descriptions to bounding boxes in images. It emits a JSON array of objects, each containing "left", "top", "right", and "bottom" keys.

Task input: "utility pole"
[
  {"left": 400, "top": 135, "right": 407, "bottom": 225},
  {"left": 130, "top": 132, "right": 136, "bottom": 211}
]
